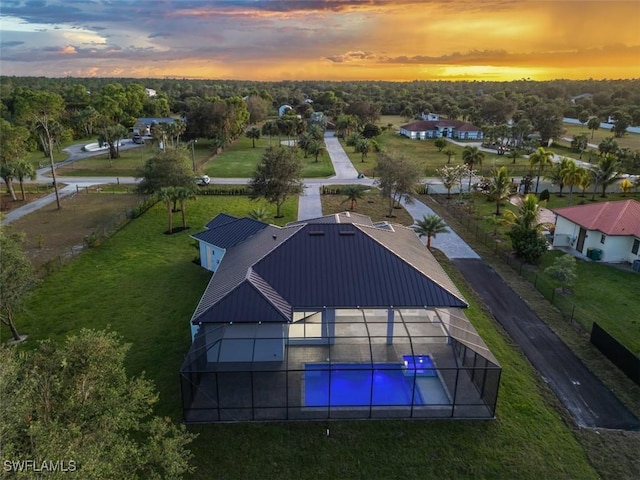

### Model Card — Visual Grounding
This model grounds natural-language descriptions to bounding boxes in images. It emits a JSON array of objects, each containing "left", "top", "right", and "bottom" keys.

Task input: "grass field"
[
  {"left": 342, "top": 127, "right": 534, "bottom": 178},
  {"left": 6, "top": 194, "right": 601, "bottom": 480},
  {"left": 560, "top": 122, "right": 640, "bottom": 151},
  {"left": 205, "top": 135, "right": 335, "bottom": 178}
]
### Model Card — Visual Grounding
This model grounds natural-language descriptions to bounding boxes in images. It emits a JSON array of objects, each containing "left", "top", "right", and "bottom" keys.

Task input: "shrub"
[
  {"left": 539, "top": 189, "right": 550, "bottom": 202},
  {"left": 507, "top": 228, "right": 548, "bottom": 264}
]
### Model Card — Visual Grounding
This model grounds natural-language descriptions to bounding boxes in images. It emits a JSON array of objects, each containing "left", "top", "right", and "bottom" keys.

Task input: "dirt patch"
[
  {"left": 1, "top": 186, "right": 58, "bottom": 215},
  {"left": 5, "top": 192, "right": 143, "bottom": 273}
]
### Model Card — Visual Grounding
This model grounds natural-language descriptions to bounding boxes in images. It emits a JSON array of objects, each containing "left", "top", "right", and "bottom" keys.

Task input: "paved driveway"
[{"left": 453, "top": 258, "right": 640, "bottom": 431}]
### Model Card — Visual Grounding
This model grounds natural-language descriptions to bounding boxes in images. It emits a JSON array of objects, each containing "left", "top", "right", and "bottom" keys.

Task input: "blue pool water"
[
  {"left": 304, "top": 362, "right": 427, "bottom": 407},
  {"left": 402, "top": 355, "right": 436, "bottom": 376}
]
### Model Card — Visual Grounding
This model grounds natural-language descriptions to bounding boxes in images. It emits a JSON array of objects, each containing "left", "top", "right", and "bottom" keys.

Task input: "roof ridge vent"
[{"left": 309, "top": 230, "right": 325, "bottom": 236}]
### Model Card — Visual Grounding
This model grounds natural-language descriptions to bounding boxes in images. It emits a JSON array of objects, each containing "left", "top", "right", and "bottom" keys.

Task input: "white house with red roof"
[
  {"left": 552, "top": 199, "right": 640, "bottom": 263},
  {"left": 399, "top": 113, "right": 483, "bottom": 140}
]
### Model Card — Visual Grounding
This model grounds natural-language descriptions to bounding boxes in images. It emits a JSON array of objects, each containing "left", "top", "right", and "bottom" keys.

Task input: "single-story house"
[
  {"left": 181, "top": 212, "right": 501, "bottom": 423},
  {"left": 145, "top": 88, "right": 157, "bottom": 97},
  {"left": 400, "top": 113, "right": 483, "bottom": 140},
  {"left": 131, "top": 117, "right": 178, "bottom": 136},
  {"left": 278, "top": 104, "right": 293, "bottom": 116},
  {"left": 552, "top": 199, "right": 640, "bottom": 263}
]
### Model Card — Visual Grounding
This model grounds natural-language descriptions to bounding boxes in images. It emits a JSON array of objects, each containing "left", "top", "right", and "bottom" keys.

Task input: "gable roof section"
[
  {"left": 192, "top": 217, "right": 268, "bottom": 249},
  {"left": 553, "top": 200, "right": 640, "bottom": 237},
  {"left": 204, "top": 213, "right": 238, "bottom": 230},
  {"left": 191, "top": 224, "right": 303, "bottom": 322},
  {"left": 194, "top": 281, "right": 289, "bottom": 323}
]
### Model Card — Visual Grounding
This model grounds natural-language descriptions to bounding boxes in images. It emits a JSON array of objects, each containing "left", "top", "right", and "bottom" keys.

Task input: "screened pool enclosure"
[{"left": 180, "top": 307, "right": 501, "bottom": 423}]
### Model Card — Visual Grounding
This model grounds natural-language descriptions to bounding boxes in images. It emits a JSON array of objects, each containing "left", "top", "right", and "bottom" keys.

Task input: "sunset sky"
[{"left": 1, "top": 0, "right": 639, "bottom": 81}]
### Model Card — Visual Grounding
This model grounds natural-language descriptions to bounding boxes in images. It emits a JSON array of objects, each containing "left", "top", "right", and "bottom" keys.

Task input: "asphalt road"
[{"left": 453, "top": 257, "right": 640, "bottom": 431}]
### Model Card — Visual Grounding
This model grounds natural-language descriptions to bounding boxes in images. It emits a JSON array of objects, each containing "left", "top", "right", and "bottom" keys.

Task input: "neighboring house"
[
  {"left": 131, "top": 117, "right": 177, "bottom": 136},
  {"left": 278, "top": 104, "right": 293, "bottom": 116},
  {"left": 552, "top": 200, "right": 640, "bottom": 263},
  {"left": 400, "top": 113, "right": 483, "bottom": 140},
  {"left": 145, "top": 88, "right": 157, "bottom": 97},
  {"left": 181, "top": 212, "right": 501, "bottom": 423}
]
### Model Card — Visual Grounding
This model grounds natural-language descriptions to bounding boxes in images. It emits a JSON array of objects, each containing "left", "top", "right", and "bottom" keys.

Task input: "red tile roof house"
[
  {"left": 399, "top": 113, "right": 483, "bottom": 140},
  {"left": 180, "top": 212, "right": 501, "bottom": 422},
  {"left": 552, "top": 200, "right": 640, "bottom": 263}
]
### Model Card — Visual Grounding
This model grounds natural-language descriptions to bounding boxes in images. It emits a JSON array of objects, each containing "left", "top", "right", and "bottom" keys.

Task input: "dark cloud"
[
  {"left": 149, "top": 32, "right": 172, "bottom": 39},
  {"left": 0, "top": 40, "right": 25, "bottom": 47},
  {"left": 326, "top": 50, "right": 375, "bottom": 63}
]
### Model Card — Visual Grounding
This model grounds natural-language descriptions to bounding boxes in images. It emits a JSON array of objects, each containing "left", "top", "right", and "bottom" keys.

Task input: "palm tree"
[
  {"left": 462, "top": 146, "right": 484, "bottom": 191},
  {"left": 587, "top": 117, "right": 600, "bottom": 140},
  {"left": 306, "top": 139, "right": 327, "bottom": 163},
  {"left": 156, "top": 187, "right": 176, "bottom": 233},
  {"left": 442, "top": 147, "right": 456, "bottom": 164},
  {"left": 12, "top": 158, "right": 36, "bottom": 201},
  {"left": 593, "top": 154, "right": 621, "bottom": 198},
  {"left": 577, "top": 169, "right": 592, "bottom": 197},
  {"left": 413, "top": 214, "right": 449, "bottom": 249},
  {"left": 355, "top": 138, "right": 371, "bottom": 162},
  {"left": 507, "top": 149, "right": 520, "bottom": 165},
  {"left": 341, "top": 185, "right": 365, "bottom": 210},
  {"left": 528, "top": 146, "right": 554, "bottom": 194},
  {"left": 503, "top": 193, "right": 544, "bottom": 232},
  {"left": 503, "top": 193, "right": 548, "bottom": 264},
  {"left": 490, "top": 166, "right": 512, "bottom": 216},
  {"left": 174, "top": 186, "right": 196, "bottom": 229},
  {"left": 546, "top": 157, "right": 572, "bottom": 197},
  {"left": 261, "top": 121, "right": 278, "bottom": 145},
  {"left": 245, "top": 127, "right": 261, "bottom": 148},
  {"left": 560, "top": 160, "right": 584, "bottom": 205}
]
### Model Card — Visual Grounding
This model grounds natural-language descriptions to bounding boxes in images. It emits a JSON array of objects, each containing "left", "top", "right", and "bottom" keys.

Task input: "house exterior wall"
[
  {"left": 400, "top": 127, "right": 482, "bottom": 140},
  {"left": 553, "top": 216, "right": 637, "bottom": 262},
  {"left": 204, "top": 324, "right": 285, "bottom": 362},
  {"left": 200, "top": 244, "right": 225, "bottom": 272}
]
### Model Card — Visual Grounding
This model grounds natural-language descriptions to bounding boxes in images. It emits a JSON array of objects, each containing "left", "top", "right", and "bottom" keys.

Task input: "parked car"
[
  {"left": 195, "top": 175, "right": 211, "bottom": 186},
  {"left": 132, "top": 135, "right": 145, "bottom": 144}
]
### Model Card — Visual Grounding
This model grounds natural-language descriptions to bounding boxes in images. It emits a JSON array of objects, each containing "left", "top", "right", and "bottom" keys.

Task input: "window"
[
  {"left": 633, "top": 239, "right": 640, "bottom": 255},
  {"left": 600, "top": 234, "right": 606, "bottom": 244}
]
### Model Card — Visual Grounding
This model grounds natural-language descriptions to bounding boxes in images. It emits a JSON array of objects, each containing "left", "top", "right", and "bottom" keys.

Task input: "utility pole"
[{"left": 190, "top": 139, "right": 197, "bottom": 173}]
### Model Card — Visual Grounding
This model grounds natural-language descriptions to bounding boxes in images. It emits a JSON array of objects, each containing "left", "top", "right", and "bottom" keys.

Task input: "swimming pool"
[{"left": 304, "top": 362, "right": 429, "bottom": 407}]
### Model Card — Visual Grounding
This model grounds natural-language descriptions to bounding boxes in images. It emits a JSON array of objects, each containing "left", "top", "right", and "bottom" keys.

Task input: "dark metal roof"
[
  {"left": 191, "top": 224, "right": 303, "bottom": 321},
  {"left": 191, "top": 215, "right": 468, "bottom": 325},
  {"left": 192, "top": 217, "right": 268, "bottom": 249},
  {"left": 287, "top": 211, "right": 374, "bottom": 227},
  {"left": 252, "top": 223, "right": 467, "bottom": 310},
  {"left": 355, "top": 223, "right": 466, "bottom": 305},
  {"left": 193, "top": 281, "right": 289, "bottom": 324},
  {"left": 204, "top": 213, "right": 238, "bottom": 230}
]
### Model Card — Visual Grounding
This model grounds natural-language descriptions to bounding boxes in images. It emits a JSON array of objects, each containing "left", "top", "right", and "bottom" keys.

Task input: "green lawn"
[
  {"left": 536, "top": 251, "right": 640, "bottom": 354},
  {"left": 423, "top": 191, "right": 640, "bottom": 354},
  {"left": 560, "top": 122, "right": 640, "bottom": 151},
  {"left": 341, "top": 129, "right": 534, "bottom": 178},
  {"left": 56, "top": 139, "right": 216, "bottom": 177},
  {"left": 5, "top": 193, "right": 606, "bottom": 479},
  {"left": 205, "top": 136, "right": 334, "bottom": 178}
]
